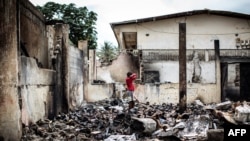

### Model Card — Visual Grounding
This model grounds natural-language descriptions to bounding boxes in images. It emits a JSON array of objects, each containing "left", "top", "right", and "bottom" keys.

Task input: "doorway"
[
  {"left": 240, "top": 63, "right": 250, "bottom": 101},
  {"left": 221, "top": 62, "right": 250, "bottom": 101}
]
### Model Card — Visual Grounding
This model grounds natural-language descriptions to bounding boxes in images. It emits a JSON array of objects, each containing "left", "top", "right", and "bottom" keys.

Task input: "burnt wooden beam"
[
  {"left": 214, "top": 40, "right": 220, "bottom": 60},
  {"left": 214, "top": 40, "right": 222, "bottom": 101},
  {"left": 179, "top": 23, "right": 186, "bottom": 113}
]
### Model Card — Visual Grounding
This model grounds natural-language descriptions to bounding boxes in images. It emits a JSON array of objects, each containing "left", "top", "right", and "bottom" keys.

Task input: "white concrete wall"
[
  {"left": 134, "top": 83, "right": 219, "bottom": 104},
  {"left": 21, "top": 86, "right": 52, "bottom": 125},
  {"left": 68, "top": 46, "right": 84, "bottom": 109},
  {"left": 85, "top": 83, "right": 114, "bottom": 102},
  {"left": 89, "top": 49, "right": 96, "bottom": 82},
  {"left": 20, "top": 56, "right": 55, "bottom": 125}
]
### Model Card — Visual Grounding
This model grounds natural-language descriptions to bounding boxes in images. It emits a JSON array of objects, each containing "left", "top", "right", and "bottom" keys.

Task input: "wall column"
[
  {"left": 179, "top": 23, "right": 187, "bottom": 113},
  {"left": 0, "top": 0, "right": 22, "bottom": 140},
  {"left": 89, "top": 49, "right": 96, "bottom": 82},
  {"left": 53, "top": 24, "right": 69, "bottom": 115},
  {"left": 78, "top": 40, "right": 88, "bottom": 101},
  {"left": 215, "top": 40, "right": 221, "bottom": 102}
]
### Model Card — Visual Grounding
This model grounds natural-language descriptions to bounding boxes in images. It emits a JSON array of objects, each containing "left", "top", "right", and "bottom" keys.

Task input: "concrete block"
[{"left": 234, "top": 104, "right": 250, "bottom": 123}]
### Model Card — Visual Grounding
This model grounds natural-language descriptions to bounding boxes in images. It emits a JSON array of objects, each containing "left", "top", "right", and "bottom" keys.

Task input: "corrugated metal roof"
[{"left": 110, "top": 9, "right": 250, "bottom": 27}]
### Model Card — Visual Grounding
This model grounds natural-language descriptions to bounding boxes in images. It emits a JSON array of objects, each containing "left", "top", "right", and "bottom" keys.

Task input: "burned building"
[{"left": 108, "top": 9, "right": 250, "bottom": 105}]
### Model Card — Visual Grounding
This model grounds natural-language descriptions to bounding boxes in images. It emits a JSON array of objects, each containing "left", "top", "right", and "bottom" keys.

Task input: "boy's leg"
[
  {"left": 126, "top": 91, "right": 133, "bottom": 101},
  {"left": 131, "top": 91, "right": 133, "bottom": 101},
  {"left": 127, "top": 91, "right": 134, "bottom": 110},
  {"left": 132, "top": 91, "right": 139, "bottom": 103}
]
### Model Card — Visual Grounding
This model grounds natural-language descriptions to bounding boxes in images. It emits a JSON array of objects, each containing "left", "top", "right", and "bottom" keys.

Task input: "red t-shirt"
[{"left": 126, "top": 73, "right": 137, "bottom": 91}]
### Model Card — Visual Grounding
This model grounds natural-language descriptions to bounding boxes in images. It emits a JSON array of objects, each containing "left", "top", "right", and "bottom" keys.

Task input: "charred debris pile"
[{"left": 22, "top": 99, "right": 250, "bottom": 141}]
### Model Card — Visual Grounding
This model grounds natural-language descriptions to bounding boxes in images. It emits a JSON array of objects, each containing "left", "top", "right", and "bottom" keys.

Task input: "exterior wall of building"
[{"left": 116, "top": 14, "right": 249, "bottom": 50}]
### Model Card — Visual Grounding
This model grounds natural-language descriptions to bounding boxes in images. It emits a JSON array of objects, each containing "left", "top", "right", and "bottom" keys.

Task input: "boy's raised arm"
[{"left": 131, "top": 73, "right": 137, "bottom": 79}]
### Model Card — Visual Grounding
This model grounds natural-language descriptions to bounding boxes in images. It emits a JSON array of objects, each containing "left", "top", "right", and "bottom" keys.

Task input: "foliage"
[
  {"left": 36, "top": 2, "right": 98, "bottom": 49},
  {"left": 96, "top": 41, "right": 119, "bottom": 66}
]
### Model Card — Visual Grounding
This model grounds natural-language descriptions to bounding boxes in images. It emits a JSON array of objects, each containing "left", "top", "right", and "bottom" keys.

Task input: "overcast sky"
[{"left": 29, "top": 0, "right": 250, "bottom": 48}]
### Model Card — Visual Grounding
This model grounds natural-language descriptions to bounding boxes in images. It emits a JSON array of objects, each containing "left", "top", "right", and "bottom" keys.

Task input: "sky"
[{"left": 29, "top": 0, "right": 250, "bottom": 48}]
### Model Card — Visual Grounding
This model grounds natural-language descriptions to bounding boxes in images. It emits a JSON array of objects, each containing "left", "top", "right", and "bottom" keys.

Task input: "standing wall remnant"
[
  {"left": 0, "top": 1, "right": 87, "bottom": 140},
  {"left": 0, "top": 0, "right": 22, "bottom": 140}
]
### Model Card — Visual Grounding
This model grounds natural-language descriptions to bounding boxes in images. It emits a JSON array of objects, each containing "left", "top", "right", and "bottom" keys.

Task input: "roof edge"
[{"left": 110, "top": 9, "right": 250, "bottom": 27}]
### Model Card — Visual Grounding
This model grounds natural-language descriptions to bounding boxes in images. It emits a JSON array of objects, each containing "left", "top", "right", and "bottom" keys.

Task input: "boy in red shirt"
[{"left": 126, "top": 72, "right": 137, "bottom": 109}]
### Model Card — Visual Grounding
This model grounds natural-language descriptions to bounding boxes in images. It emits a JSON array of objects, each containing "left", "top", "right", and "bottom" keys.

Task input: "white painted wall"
[
  {"left": 143, "top": 60, "right": 215, "bottom": 83},
  {"left": 187, "top": 61, "right": 216, "bottom": 83},
  {"left": 116, "top": 14, "right": 250, "bottom": 50},
  {"left": 143, "top": 61, "right": 179, "bottom": 83}
]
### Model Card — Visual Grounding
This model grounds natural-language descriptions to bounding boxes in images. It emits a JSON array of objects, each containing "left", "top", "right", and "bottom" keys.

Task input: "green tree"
[
  {"left": 97, "top": 41, "right": 119, "bottom": 66},
  {"left": 36, "top": 2, "right": 98, "bottom": 49}
]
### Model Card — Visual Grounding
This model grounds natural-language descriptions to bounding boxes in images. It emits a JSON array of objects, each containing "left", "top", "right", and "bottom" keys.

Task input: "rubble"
[
  {"left": 21, "top": 98, "right": 250, "bottom": 141},
  {"left": 234, "top": 101, "right": 250, "bottom": 123},
  {"left": 104, "top": 134, "right": 136, "bottom": 141},
  {"left": 130, "top": 117, "right": 157, "bottom": 133}
]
